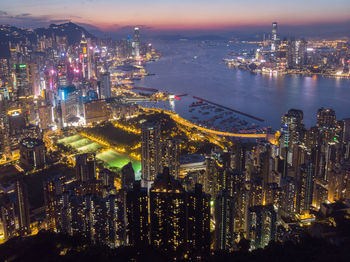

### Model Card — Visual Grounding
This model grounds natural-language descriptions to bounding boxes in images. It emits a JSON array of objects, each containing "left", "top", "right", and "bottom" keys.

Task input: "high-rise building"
[
  {"left": 287, "top": 40, "right": 307, "bottom": 68},
  {"left": 0, "top": 193, "right": 16, "bottom": 241},
  {"left": 297, "top": 163, "right": 314, "bottom": 214},
  {"left": 281, "top": 176, "right": 297, "bottom": 217},
  {"left": 317, "top": 108, "right": 339, "bottom": 144},
  {"left": 38, "top": 105, "right": 52, "bottom": 130},
  {"left": 43, "top": 175, "right": 66, "bottom": 231},
  {"left": 121, "top": 162, "right": 135, "bottom": 189},
  {"left": 271, "top": 22, "right": 278, "bottom": 51},
  {"left": 84, "top": 100, "right": 109, "bottom": 123},
  {"left": 14, "top": 64, "right": 30, "bottom": 98},
  {"left": 15, "top": 179, "right": 31, "bottom": 235},
  {"left": 126, "top": 181, "right": 149, "bottom": 247},
  {"left": 214, "top": 190, "right": 235, "bottom": 251},
  {"left": 317, "top": 108, "right": 337, "bottom": 128},
  {"left": 162, "top": 139, "right": 180, "bottom": 178},
  {"left": 186, "top": 184, "right": 211, "bottom": 255},
  {"left": 28, "top": 63, "right": 39, "bottom": 97},
  {"left": 141, "top": 121, "right": 162, "bottom": 189},
  {"left": 341, "top": 118, "right": 350, "bottom": 143},
  {"left": 150, "top": 167, "right": 186, "bottom": 253},
  {"left": 280, "top": 109, "right": 305, "bottom": 177},
  {"left": 75, "top": 153, "right": 96, "bottom": 182},
  {"left": 80, "top": 34, "right": 90, "bottom": 79},
  {"left": 19, "top": 138, "right": 46, "bottom": 170},
  {"left": 59, "top": 85, "right": 79, "bottom": 126},
  {"left": 247, "top": 204, "right": 277, "bottom": 250},
  {"left": 99, "top": 72, "right": 111, "bottom": 99},
  {"left": 133, "top": 27, "right": 140, "bottom": 59}
]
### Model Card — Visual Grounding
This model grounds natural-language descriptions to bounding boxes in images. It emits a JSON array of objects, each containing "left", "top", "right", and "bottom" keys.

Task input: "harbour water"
[{"left": 136, "top": 39, "right": 350, "bottom": 129}]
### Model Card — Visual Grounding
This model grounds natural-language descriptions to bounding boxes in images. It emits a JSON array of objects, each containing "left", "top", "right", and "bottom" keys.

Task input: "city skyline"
[
  {"left": 0, "top": 1, "right": 350, "bottom": 260},
  {"left": 0, "top": 0, "right": 350, "bottom": 34}
]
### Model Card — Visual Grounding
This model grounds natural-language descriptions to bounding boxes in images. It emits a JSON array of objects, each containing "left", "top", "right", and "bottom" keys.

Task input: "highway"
[{"left": 141, "top": 107, "right": 268, "bottom": 139}]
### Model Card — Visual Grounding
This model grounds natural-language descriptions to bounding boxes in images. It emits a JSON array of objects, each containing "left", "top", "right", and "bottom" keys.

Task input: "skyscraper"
[
  {"left": 133, "top": 27, "right": 140, "bottom": 59},
  {"left": 14, "top": 64, "right": 30, "bottom": 98},
  {"left": 247, "top": 204, "right": 277, "bottom": 250},
  {"left": 75, "top": 153, "right": 96, "bottom": 182},
  {"left": 141, "top": 121, "right": 161, "bottom": 189},
  {"left": 162, "top": 139, "right": 180, "bottom": 178},
  {"left": 271, "top": 22, "right": 278, "bottom": 51},
  {"left": 19, "top": 138, "right": 46, "bottom": 170},
  {"left": 15, "top": 179, "right": 31, "bottom": 235},
  {"left": 0, "top": 193, "right": 16, "bottom": 241},
  {"left": 43, "top": 175, "right": 66, "bottom": 231},
  {"left": 214, "top": 190, "right": 235, "bottom": 251},
  {"left": 186, "top": 184, "right": 211, "bottom": 256},
  {"left": 99, "top": 72, "right": 111, "bottom": 99},
  {"left": 150, "top": 167, "right": 186, "bottom": 253},
  {"left": 126, "top": 181, "right": 149, "bottom": 247},
  {"left": 121, "top": 162, "right": 135, "bottom": 189}
]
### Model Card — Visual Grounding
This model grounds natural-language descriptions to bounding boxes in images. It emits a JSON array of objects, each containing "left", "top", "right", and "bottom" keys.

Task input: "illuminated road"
[{"left": 141, "top": 107, "right": 268, "bottom": 139}]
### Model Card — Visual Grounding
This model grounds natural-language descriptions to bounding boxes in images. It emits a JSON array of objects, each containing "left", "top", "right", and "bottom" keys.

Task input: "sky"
[{"left": 0, "top": 0, "right": 350, "bottom": 33}]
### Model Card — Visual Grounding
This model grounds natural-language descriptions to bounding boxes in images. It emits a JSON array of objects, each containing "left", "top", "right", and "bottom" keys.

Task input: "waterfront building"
[
  {"left": 132, "top": 27, "right": 140, "bottom": 59},
  {"left": 287, "top": 40, "right": 307, "bottom": 68},
  {"left": 271, "top": 22, "right": 278, "bottom": 51}
]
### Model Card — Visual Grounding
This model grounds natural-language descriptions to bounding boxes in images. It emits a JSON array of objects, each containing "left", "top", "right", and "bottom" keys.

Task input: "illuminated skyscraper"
[
  {"left": 271, "top": 22, "right": 278, "bottom": 51},
  {"left": 14, "top": 64, "right": 30, "bottom": 98},
  {"left": 141, "top": 121, "right": 161, "bottom": 189},
  {"left": 133, "top": 27, "right": 140, "bottom": 59},
  {"left": 287, "top": 39, "right": 307, "bottom": 68},
  {"left": 80, "top": 34, "right": 91, "bottom": 79}
]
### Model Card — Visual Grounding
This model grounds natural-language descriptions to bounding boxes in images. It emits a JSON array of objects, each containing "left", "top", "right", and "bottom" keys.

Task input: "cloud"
[{"left": 0, "top": 10, "right": 8, "bottom": 16}]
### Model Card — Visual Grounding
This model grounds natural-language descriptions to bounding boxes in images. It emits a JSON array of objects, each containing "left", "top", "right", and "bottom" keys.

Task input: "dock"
[{"left": 193, "top": 96, "right": 264, "bottom": 122}]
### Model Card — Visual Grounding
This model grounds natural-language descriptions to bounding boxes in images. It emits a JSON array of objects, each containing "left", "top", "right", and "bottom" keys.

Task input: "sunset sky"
[{"left": 1, "top": 0, "right": 349, "bottom": 31}]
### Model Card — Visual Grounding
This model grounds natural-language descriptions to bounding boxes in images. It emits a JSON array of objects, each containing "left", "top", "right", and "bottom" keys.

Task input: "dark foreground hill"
[{"left": 1, "top": 230, "right": 350, "bottom": 262}]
